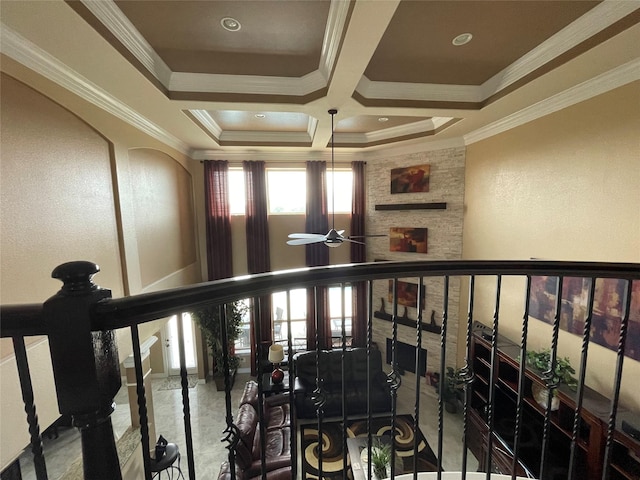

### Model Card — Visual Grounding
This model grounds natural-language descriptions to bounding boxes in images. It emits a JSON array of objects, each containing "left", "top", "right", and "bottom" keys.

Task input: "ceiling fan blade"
[
  {"left": 343, "top": 238, "right": 366, "bottom": 245},
  {"left": 348, "top": 234, "right": 387, "bottom": 239},
  {"left": 287, "top": 233, "right": 327, "bottom": 239},
  {"left": 287, "top": 237, "right": 328, "bottom": 245}
]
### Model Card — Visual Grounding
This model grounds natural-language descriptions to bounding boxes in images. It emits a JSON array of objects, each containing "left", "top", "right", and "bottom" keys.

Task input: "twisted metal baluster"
[
  {"left": 540, "top": 276, "right": 563, "bottom": 480},
  {"left": 460, "top": 275, "right": 476, "bottom": 480},
  {"left": 602, "top": 279, "right": 632, "bottom": 479},
  {"left": 219, "top": 304, "right": 238, "bottom": 480},
  {"left": 285, "top": 290, "right": 297, "bottom": 478},
  {"left": 366, "top": 280, "right": 374, "bottom": 480},
  {"left": 13, "top": 336, "right": 48, "bottom": 480},
  {"left": 176, "top": 312, "right": 196, "bottom": 480},
  {"left": 485, "top": 275, "right": 501, "bottom": 480},
  {"left": 438, "top": 276, "right": 450, "bottom": 480},
  {"left": 130, "top": 325, "right": 152, "bottom": 480},
  {"left": 567, "top": 277, "right": 596, "bottom": 480},
  {"left": 340, "top": 283, "right": 348, "bottom": 480},
  {"left": 312, "top": 286, "right": 327, "bottom": 478},
  {"left": 388, "top": 278, "right": 402, "bottom": 480},
  {"left": 511, "top": 276, "right": 531, "bottom": 480},
  {"left": 413, "top": 276, "right": 425, "bottom": 480}
]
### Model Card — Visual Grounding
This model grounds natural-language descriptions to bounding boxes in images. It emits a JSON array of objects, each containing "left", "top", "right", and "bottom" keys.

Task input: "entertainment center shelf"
[{"left": 468, "top": 322, "right": 639, "bottom": 480}]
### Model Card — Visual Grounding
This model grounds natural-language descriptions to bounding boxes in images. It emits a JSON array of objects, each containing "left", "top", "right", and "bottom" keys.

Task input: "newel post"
[{"left": 43, "top": 261, "right": 122, "bottom": 480}]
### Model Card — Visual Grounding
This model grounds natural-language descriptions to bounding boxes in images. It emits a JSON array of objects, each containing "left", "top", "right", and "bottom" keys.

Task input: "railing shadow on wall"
[{"left": 1, "top": 260, "right": 639, "bottom": 480}]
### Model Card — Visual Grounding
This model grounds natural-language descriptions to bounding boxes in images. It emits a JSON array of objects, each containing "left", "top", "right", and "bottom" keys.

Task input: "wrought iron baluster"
[
  {"left": 511, "top": 276, "right": 531, "bottom": 480},
  {"left": 539, "top": 276, "right": 563, "bottom": 479},
  {"left": 437, "top": 276, "right": 450, "bottom": 480},
  {"left": 253, "top": 298, "right": 268, "bottom": 480},
  {"left": 602, "top": 279, "right": 632, "bottom": 479},
  {"left": 389, "top": 278, "right": 402, "bottom": 480},
  {"left": 13, "top": 335, "right": 48, "bottom": 480},
  {"left": 312, "top": 286, "right": 326, "bottom": 478},
  {"left": 176, "top": 312, "right": 196, "bottom": 480},
  {"left": 285, "top": 290, "right": 297, "bottom": 478},
  {"left": 130, "top": 325, "right": 152, "bottom": 480},
  {"left": 567, "top": 277, "right": 596, "bottom": 479},
  {"left": 412, "top": 276, "right": 425, "bottom": 480},
  {"left": 366, "top": 279, "right": 374, "bottom": 480},
  {"left": 219, "top": 304, "right": 239, "bottom": 480},
  {"left": 460, "top": 275, "right": 476, "bottom": 479},
  {"left": 340, "top": 283, "right": 348, "bottom": 480},
  {"left": 485, "top": 275, "right": 501, "bottom": 480}
]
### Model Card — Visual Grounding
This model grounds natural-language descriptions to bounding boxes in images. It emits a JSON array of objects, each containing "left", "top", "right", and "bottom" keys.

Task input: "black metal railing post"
[{"left": 43, "top": 261, "right": 122, "bottom": 480}]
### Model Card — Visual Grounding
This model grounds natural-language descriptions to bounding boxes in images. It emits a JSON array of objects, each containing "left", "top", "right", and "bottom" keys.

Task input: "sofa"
[
  {"left": 217, "top": 381, "right": 292, "bottom": 480},
  {"left": 293, "top": 347, "right": 392, "bottom": 418}
]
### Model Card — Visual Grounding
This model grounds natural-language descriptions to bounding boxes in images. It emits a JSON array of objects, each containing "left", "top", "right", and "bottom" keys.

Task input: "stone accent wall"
[{"left": 365, "top": 147, "right": 466, "bottom": 396}]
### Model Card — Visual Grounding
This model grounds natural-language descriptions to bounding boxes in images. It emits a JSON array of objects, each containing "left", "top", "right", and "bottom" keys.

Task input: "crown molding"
[
  {"left": 482, "top": 0, "right": 640, "bottom": 98},
  {"left": 169, "top": 70, "right": 326, "bottom": 96},
  {"left": 0, "top": 23, "right": 189, "bottom": 155},
  {"left": 319, "top": 0, "right": 352, "bottom": 79},
  {"left": 465, "top": 58, "right": 640, "bottom": 145},
  {"left": 79, "top": 0, "right": 172, "bottom": 86},
  {"left": 356, "top": 76, "right": 483, "bottom": 103}
]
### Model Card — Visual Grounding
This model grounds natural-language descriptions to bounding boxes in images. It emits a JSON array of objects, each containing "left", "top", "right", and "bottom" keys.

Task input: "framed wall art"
[
  {"left": 529, "top": 276, "right": 640, "bottom": 361},
  {"left": 388, "top": 280, "right": 426, "bottom": 309},
  {"left": 390, "top": 164, "right": 430, "bottom": 194},
  {"left": 389, "top": 227, "right": 428, "bottom": 253}
]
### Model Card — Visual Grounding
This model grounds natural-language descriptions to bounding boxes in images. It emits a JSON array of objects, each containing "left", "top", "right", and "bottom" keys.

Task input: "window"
[
  {"left": 227, "top": 168, "right": 353, "bottom": 215},
  {"left": 267, "top": 170, "right": 306, "bottom": 214},
  {"left": 234, "top": 298, "right": 252, "bottom": 353},
  {"left": 271, "top": 285, "right": 352, "bottom": 351},
  {"left": 228, "top": 168, "right": 245, "bottom": 215}
]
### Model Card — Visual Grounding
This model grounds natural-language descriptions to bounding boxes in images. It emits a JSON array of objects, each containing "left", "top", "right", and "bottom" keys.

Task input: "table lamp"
[{"left": 268, "top": 344, "right": 285, "bottom": 384}]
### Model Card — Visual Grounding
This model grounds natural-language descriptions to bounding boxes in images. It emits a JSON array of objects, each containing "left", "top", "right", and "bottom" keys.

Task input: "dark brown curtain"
[
  {"left": 305, "top": 161, "right": 330, "bottom": 349},
  {"left": 204, "top": 160, "right": 232, "bottom": 281},
  {"left": 243, "top": 161, "right": 272, "bottom": 374},
  {"left": 350, "top": 161, "right": 367, "bottom": 347}
]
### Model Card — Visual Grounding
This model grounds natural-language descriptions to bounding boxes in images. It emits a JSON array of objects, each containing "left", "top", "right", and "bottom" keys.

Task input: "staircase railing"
[{"left": 1, "top": 260, "right": 638, "bottom": 480}]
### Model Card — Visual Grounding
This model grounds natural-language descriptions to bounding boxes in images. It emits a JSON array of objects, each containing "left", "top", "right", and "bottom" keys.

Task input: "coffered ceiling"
[{"left": 1, "top": 0, "right": 639, "bottom": 160}]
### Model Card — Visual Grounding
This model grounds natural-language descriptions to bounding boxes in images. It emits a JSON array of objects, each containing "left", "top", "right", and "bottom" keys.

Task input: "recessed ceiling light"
[
  {"left": 255, "top": 114, "right": 266, "bottom": 119},
  {"left": 452, "top": 33, "right": 473, "bottom": 46},
  {"left": 221, "top": 17, "right": 241, "bottom": 32},
  {"left": 378, "top": 117, "right": 389, "bottom": 122}
]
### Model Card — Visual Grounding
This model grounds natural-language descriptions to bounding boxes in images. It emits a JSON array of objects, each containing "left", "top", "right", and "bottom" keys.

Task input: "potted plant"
[
  {"left": 525, "top": 348, "right": 577, "bottom": 410},
  {"left": 192, "top": 301, "right": 248, "bottom": 391},
  {"left": 370, "top": 439, "right": 392, "bottom": 480},
  {"left": 435, "top": 367, "right": 465, "bottom": 413}
]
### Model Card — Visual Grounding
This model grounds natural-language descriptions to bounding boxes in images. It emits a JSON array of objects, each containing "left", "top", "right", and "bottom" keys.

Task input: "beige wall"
[
  {"left": 463, "top": 81, "right": 640, "bottom": 410},
  {"left": 0, "top": 66, "right": 201, "bottom": 469}
]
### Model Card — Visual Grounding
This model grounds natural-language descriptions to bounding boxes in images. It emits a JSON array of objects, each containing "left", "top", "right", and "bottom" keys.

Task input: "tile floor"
[{"left": 18, "top": 374, "right": 478, "bottom": 479}]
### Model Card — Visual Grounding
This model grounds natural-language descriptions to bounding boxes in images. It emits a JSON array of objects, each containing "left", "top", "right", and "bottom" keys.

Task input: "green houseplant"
[
  {"left": 370, "top": 439, "right": 392, "bottom": 480},
  {"left": 192, "top": 301, "right": 248, "bottom": 391},
  {"left": 525, "top": 348, "right": 578, "bottom": 390},
  {"left": 525, "top": 348, "right": 577, "bottom": 410},
  {"left": 434, "top": 367, "right": 465, "bottom": 413}
]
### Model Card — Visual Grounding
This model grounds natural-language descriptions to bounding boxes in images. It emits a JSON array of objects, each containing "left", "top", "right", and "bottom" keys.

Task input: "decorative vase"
[{"left": 532, "top": 383, "right": 559, "bottom": 411}]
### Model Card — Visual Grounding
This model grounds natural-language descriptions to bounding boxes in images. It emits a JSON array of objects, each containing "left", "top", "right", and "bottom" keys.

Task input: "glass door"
[{"left": 164, "top": 312, "right": 197, "bottom": 376}]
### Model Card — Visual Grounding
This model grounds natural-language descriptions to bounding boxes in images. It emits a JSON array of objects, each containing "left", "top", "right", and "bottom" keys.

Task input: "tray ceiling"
[{"left": 2, "top": 0, "right": 639, "bottom": 158}]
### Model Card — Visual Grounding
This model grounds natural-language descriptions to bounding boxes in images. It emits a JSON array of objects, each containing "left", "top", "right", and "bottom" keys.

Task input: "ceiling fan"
[{"left": 287, "top": 109, "right": 383, "bottom": 248}]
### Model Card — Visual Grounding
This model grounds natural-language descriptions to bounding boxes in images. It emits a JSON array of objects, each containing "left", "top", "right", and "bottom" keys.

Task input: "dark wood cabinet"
[{"left": 467, "top": 323, "right": 632, "bottom": 480}]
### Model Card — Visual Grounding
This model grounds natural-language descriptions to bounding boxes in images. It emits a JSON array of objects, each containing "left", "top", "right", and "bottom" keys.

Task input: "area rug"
[
  {"left": 157, "top": 374, "right": 199, "bottom": 391},
  {"left": 301, "top": 414, "right": 438, "bottom": 479}
]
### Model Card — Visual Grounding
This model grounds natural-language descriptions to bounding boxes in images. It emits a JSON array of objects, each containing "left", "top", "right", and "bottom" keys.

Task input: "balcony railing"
[{"left": 1, "top": 260, "right": 638, "bottom": 480}]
